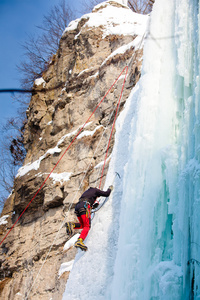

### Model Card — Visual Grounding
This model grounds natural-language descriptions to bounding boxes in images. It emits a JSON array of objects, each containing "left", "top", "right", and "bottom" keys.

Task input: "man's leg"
[
  {"left": 79, "top": 214, "right": 91, "bottom": 240},
  {"left": 66, "top": 213, "right": 89, "bottom": 235},
  {"left": 75, "top": 214, "right": 91, "bottom": 251}
]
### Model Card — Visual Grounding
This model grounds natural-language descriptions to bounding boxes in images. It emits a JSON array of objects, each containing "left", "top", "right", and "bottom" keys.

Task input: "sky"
[
  {"left": 0, "top": 0, "right": 84, "bottom": 124},
  {"left": 0, "top": 0, "right": 90, "bottom": 205}
]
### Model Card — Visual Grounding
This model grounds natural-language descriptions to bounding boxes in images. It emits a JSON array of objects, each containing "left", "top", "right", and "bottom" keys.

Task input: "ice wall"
[
  {"left": 111, "top": 0, "right": 200, "bottom": 299},
  {"left": 63, "top": 0, "right": 200, "bottom": 299}
]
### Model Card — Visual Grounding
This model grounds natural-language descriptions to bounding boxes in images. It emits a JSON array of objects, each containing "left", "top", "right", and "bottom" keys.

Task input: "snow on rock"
[
  {"left": 63, "top": 0, "right": 148, "bottom": 39},
  {"left": 77, "top": 125, "right": 103, "bottom": 139},
  {"left": 46, "top": 146, "right": 61, "bottom": 155},
  {"left": 59, "top": 260, "right": 75, "bottom": 277},
  {"left": 16, "top": 292, "right": 23, "bottom": 297},
  {"left": 34, "top": 77, "right": 46, "bottom": 87},
  {"left": 101, "top": 36, "right": 147, "bottom": 68},
  {"left": 16, "top": 156, "right": 44, "bottom": 177},
  {"left": 0, "top": 215, "right": 9, "bottom": 226},
  {"left": 49, "top": 172, "right": 72, "bottom": 184},
  {"left": 57, "top": 122, "right": 93, "bottom": 146},
  {"left": 16, "top": 122, "right": 93, "bottom": 177},
  {"left": 94, "top": 155, "right": 111, "bottom": 169}
]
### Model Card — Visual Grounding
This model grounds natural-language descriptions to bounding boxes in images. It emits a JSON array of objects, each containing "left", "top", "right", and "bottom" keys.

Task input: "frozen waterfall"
[{"left": 63, "top": 0, "right": 200, "bottom": 299}]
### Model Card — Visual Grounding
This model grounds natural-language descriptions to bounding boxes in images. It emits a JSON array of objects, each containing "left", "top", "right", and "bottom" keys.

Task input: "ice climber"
[{"left": 66, "top": 186, "right": 113, "bottom": 251}]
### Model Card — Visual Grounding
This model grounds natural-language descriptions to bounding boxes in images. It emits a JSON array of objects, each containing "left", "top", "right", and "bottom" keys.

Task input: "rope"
[
  {"left": 3, "top": 30, "right": 147, "bottom": 300},
  {"left": 0, "top": 65, "right": 128, "bottom": 248},
  {"left": 24, "top": 28, "right": 148, "bottom": 298},
  {"left": 26, "top": 118, "right": 115, "bottom": 298},
  {"left": 1, "top": 30, "right": 146, "bottom": 247},
  {"left": 23, "top": 65, "right": 129, "bottom": 299},
  {"left": 99, "top": 65, "right": 128, "bottom": 188},
  {"left": 67, "top": 83, "right": 125, "bottom": 211}
]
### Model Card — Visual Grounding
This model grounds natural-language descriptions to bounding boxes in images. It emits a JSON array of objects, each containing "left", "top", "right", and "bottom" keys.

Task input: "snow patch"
[
  {"left": 101, "top": 36, "right": 146, "bottom": 68},
  {"left": 17, "top": 156, "right": 44, "bottom": 177},
  {"left": 63, "top": 1, "right": 148, "bottom": 40},
  {"left": 0, "top": 215, "right": 9, "bottom": 226},
  {"left": 17, "top": 122, "right": 93, "bottom": 177},
  {"left": 49, "top": 172, "right": 72, "bottom": 184},
  {"left": 63, "top": 234, "right": 80, "bottom": 252},
  {"left": 59, "top": 260, "right": 75, "bottom": 277},
  {"left": 46, "top": 146, "right": 61, "bottom": 155},
  {"left": 77, "top": 125, "right": 103, "bottom": 139},
  {"left": 94, "top": 155, "right": 111, "bottom": 169},
  {"left": 34, "top": 77, "right": 46, "bottom": 87}
]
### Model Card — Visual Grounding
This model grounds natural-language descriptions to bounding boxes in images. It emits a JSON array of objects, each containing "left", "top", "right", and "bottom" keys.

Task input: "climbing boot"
[
  {"left": 74, "top": 238, "right": 88, "bottom": 251},
  {"left": 65, "top": 222, "right": 75, "bottom": 235}
]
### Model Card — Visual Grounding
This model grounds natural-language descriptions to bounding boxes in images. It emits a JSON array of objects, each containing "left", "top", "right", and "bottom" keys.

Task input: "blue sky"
[
  {"left": 0, "top": 0, "right": 87, "bottom": 204},
  {"left": 0, "top": 0, "right": 83, "bottom": 123}
]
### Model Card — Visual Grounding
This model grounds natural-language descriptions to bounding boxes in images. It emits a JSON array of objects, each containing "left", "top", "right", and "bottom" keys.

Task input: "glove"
[
  {"left": 92, "top": 202, "right": 99, "bottom": 209},
  {"left": 108, "top": 185, "right": 113, "bottom": 191}
]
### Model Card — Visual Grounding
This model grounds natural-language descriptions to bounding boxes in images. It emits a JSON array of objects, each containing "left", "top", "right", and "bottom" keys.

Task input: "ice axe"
[
  {"left": 115, "top": 171, "right": 121, "bottom": 180},
  {"left": 109, "top": 171, "right": 121, "bottom": 189}
]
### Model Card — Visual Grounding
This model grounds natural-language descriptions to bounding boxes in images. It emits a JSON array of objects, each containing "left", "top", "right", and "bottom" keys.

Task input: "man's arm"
[{"left": 95, "top": 186, "right": 112, "bottom": 198}]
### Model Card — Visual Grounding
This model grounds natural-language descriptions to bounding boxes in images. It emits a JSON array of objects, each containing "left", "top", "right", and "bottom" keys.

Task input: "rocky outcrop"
[{"left": 0, "top": 1, "right": 148, "bottom": 299}]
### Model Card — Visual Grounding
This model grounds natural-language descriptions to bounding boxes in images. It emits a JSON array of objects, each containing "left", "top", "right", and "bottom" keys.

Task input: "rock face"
[{"left": 0, "top": 1, "right": 148, "bottom": 299}]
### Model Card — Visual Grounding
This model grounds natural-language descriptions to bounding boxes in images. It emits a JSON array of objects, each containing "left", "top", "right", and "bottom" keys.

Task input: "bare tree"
[
  {"left": 17, "top": 34, "right": 49, "bottom": 90},
  {"left": 0, "top": 0, "right": 76, "bottom": 207},
  {"left": 17, "top": 0, "right": 75, "bottom": 90},
  {"left": 6, "top": 119, "right": 26, "bottom": 166},
  {"left": 0, "top": 121, "right": 21, "bottom": 206},
  {"left": 128, "top": 0, "right": 155, "bottom": 14},
  {"left": 37, "top": 0, "right": 73, "bottom": 54},
  {"left": 0, "top": 158, "right": 16, "bottom": 206}
]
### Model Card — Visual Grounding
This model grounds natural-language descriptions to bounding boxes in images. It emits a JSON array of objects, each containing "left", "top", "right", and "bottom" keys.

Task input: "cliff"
[{"left": 0, "top": 1, "right": 148, "bottom": 299}]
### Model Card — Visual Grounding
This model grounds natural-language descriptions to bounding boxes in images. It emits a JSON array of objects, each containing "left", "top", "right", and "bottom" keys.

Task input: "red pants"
[{"left": 74, "top": 214, "right": 91, "bottom": 240}]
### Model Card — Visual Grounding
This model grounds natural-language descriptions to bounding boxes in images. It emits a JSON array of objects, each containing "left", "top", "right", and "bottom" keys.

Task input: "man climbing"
[{"left": 66, "top": 186, "right": 113, "bottom": 251}]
